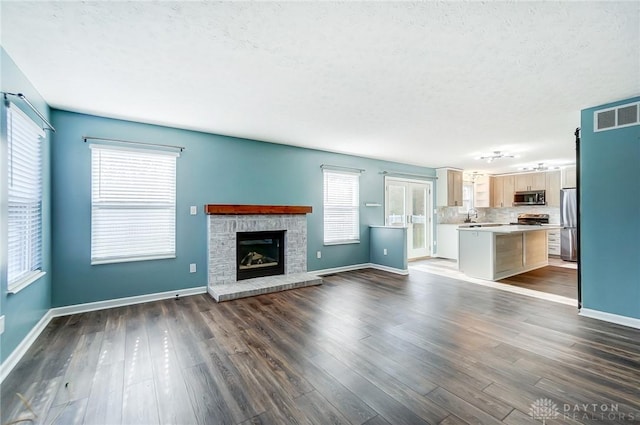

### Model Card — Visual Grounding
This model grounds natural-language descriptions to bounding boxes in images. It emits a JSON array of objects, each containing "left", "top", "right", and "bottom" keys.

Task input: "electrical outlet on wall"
[
  {"left": 0, "top": 315, "right": 5, "bottom": 335},
  {"left": 190, "top": 206, "right": 197, "bottom": 215},
  {"left": 383, "top": 249, "right": 388, "bottom": 256},
  {"left": 189, "top": 263, "right": 197, "bottom": 273},
  {"left": 316, "top": 251, "right": 322, "bottom": 259}
]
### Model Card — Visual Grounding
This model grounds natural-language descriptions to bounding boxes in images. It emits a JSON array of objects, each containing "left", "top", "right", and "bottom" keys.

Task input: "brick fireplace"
[{"left": 206, "top": 204, "right": 322, "bottom": 302}]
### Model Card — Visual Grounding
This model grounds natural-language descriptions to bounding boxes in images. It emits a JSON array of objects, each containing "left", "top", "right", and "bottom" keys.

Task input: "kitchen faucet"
[{"left": 464, "top": 208, "right": 478, "bottom": 223}]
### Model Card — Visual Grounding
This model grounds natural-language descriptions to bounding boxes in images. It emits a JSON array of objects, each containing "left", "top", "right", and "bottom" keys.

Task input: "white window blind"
[
  {"left": 323, "top": 170, "right": 360, "bottom": 244},
  {"left": 90, "top": 144, "right": 178, "bottom": 264},
  {"left": 7, "top": 103, "right": 45, "bottom": 292}
]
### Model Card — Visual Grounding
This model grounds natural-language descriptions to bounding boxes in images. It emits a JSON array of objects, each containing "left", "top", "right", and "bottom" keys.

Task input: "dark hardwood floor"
[
  {"left": 498, "top": 266, "right": 578, "bottom": 299},
  {"left": 2, "top": 268, "right": 639, "bottom": 425}
]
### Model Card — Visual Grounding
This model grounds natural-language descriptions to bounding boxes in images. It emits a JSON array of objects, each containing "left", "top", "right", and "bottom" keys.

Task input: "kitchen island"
[{"left": 458, "top": 225, "right": 561, "bottom": 281}]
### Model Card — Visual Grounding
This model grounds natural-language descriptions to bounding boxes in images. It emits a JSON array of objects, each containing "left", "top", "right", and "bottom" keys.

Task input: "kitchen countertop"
[
  {"left": 439, "top": 222, "right": 506, "bottom": 226},
  {"left": 457, "top": 225, "right": 562, "bottom": 234}
]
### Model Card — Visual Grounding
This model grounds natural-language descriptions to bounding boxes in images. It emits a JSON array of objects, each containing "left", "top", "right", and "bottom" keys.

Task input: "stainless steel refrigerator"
[{"left": 560, "top": 188, "right": 578, "bottom": 261}]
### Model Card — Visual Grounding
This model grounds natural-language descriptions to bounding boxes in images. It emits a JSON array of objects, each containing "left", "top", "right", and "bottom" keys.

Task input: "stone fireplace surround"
[{"left": 206, "top": 205, "right": 322, "bottom": 302}]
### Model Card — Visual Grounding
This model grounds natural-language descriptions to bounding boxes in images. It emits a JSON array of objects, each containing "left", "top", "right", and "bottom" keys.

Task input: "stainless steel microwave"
[{"left": 513, "top": 190, "right": 546, "bottom": 206}]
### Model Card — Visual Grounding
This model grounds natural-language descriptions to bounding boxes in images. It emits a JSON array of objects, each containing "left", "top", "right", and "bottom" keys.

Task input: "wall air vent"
[{"left": 594, "top": 101, "right": 639, "bottom": 132}]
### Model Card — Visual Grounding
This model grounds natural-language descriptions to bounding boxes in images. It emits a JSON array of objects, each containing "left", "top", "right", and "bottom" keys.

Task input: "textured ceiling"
[{"left": 1, "top": 1, "right": 639, "bottom": 173}]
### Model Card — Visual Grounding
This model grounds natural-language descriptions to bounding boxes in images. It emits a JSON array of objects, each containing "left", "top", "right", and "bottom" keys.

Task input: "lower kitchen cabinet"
[
  {"left": 494, "top": 233, "right": 523, "bottom": 274},
  {"left": 547, "top": 229, "right": 560, "bottom": 256},
  {"left": 459, "top": 228, "right": 551, "bottom": 281},
  {"left": 436, "top": 224, "right": 460, "bottom": 260}
]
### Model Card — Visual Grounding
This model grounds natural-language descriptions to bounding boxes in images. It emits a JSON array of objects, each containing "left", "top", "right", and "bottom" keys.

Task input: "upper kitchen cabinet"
[
  {"left": 473, "top": 175, "right": 490, "bottom": 208},
  {"left": 545, "top": 170, "right": 561, "bottom": 207},
  {"left": 562, "top": 165, "right": 577, "bottom": 188},
  {"left": 436, "top": 168, "right": 463, "bottom": 207},
  {"left": 515, "top": 172, "right": 546, "bottom": 191},
  {"left": 491, "top": 175, "right": 515, "bottom": 208},
  {"left": 491, "top": 176, "right": 502, "bottom": 208},
  {"left": 503, "top": 175, "right": 515, "bottom": 207}
]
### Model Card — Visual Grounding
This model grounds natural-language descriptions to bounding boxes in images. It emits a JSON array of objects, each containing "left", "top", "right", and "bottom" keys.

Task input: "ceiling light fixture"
[
  {"left": 519, "top": 163, "right": 560, "bottom": 172},
  {"left": 477, "top": 151, "right": 516, "bottom": 163},
  {"left": 467, "top": 171, "right": 484, "bottom": 181}
]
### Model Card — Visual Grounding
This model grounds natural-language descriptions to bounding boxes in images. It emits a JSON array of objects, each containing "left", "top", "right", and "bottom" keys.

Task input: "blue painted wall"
[
  {"left": 51, "top": 110, "right": 435, "bottom": 307},
  {"left": 370, "top": 226, "right": 408, "bottom": 271},
  {"left": 580, "top": 96, "right": 640, "bottom": 319},
  {"left": 0, "top": 48, "right": 53, "bottom": 362}
]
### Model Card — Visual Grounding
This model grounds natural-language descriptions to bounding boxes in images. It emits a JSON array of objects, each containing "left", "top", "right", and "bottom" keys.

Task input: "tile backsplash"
[
  {"left": 437, "top": 207, "right": 487, "bottom": 224},
  {"left": 437, "top": 206, "right": 560, "bottom": 225}
]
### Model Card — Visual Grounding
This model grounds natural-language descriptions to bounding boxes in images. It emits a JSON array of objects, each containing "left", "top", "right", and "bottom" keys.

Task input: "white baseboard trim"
[
  {"left": 50, "top": 286, "right": 207, "bottom": 318},
  {"left": 312, "top": 263, "right": 371, "bottom": 275},
  {"left": 1, "top": 285, "right": 207, "bottom": 384},
  {"left": 579, "top": 308, "right": 640, "bottom": 330},
  {"left": 0, "top": 309, "right": 53, "bottom": 384},
  {"left": 368, "top": 263, "right": 410, "bottom": 275},
  {"left": 312, "top": 263, "right": 409, "bottom": 276}
]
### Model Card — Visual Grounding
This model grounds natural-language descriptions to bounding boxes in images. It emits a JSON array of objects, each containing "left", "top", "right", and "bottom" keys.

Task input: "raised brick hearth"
[{"left": 206, "top": 205, "right": 321, "bottom": 302}]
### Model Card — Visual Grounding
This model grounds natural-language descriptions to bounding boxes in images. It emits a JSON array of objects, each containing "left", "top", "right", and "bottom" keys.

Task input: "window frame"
[
  {"left": 460, "top": 181, "right": 475, "bottom": 213},
  {"left": 323, "top": 169, "right": 361, "bottom": 245},
  {"left": 90, "top": 143, "right": 179, "bottom": 265},
  {"left": 6, "top": 102, "right": 46, "bottom": 294}
]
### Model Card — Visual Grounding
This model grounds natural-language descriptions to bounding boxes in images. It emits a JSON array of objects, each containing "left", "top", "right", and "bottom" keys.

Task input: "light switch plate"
[{"left": 190, "top": 206, "right": 197, "bottom": 215}]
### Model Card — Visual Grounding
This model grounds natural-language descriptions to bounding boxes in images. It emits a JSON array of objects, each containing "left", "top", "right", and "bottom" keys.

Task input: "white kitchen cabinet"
[
  {"left": 436, "top": 224, "right": 460, "bottom": 260},
  {"left": 545, "top": 171, "right": 561, "bottom": 207},
  {"left": 473, "top": 175, "right": 491, "bottom": 208},
  {"left": 547, "top": 229, "right": 560, "bottom": 256},
  {"left": 562, "top": 165, "right": 577, "bottom": 188},
  {"left": 458, "top": 227, "right": 551, "bottom": 281},
  {"left": 436, "top": 168, "right": 463, "bottom": 207}
]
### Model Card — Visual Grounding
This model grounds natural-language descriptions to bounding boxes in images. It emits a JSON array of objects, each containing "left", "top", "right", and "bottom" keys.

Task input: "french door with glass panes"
[{"left": 385, "top": 178, "right": 433, "bottom": 259}]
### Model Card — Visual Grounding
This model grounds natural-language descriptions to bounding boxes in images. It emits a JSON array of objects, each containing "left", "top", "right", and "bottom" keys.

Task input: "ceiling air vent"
[{"left": 594, "top": 101, "right": 639, "bottom": 132}]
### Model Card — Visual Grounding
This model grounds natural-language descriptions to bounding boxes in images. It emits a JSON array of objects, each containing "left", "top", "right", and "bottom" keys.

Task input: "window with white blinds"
[
  {"left": 90, "top": 144, "right": 178, "bottom": 264},
  {"left": 323, "top": 170, "right": 360, "bottom": 244},
  {"left": 7, "top": 103, "right": 45, "bottom": 292}
]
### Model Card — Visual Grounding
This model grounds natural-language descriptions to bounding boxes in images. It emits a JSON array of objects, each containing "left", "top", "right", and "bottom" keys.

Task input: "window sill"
[
  {"left": 7, "top": 271, "right": 47, "bottom": 295},
  {"left": 91, "top": 254, "right": 176, "bottom": 266},
  {"left": 323, "top": 240, "right": 361, "bottom": 246}
]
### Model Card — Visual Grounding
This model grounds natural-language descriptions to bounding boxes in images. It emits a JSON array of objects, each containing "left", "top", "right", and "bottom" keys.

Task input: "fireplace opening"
[{"left": 236, "top": 230, "right": 286, "bottom": 281}]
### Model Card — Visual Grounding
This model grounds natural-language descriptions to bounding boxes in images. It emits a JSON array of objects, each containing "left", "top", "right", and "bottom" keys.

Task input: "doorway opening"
[{"left": 384, "top": 177, "right": 433, "bottom": 260}]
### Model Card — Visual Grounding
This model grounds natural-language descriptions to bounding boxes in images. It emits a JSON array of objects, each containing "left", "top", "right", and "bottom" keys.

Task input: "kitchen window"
[
  {"left": 323, "top": 169, "right": 360, "bottom": 244},
  {"left": 461, "top": 181, "right": 474, "bottom": 212},
  {"left": 6, "top": 103, "right": 45, "bottom": 293},
  {"left": 90, "top": 144, "right": 178, "bottom": 264}
]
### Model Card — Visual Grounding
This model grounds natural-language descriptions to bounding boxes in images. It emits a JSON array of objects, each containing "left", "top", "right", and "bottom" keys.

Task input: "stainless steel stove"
[{"left": 511, "top": 213, "right": 550, "bottom": 225}]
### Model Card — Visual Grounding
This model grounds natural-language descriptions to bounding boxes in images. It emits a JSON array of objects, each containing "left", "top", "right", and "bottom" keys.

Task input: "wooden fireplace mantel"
[{"left": 205, "top": 204, "right": 313, "bottom": 215}]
